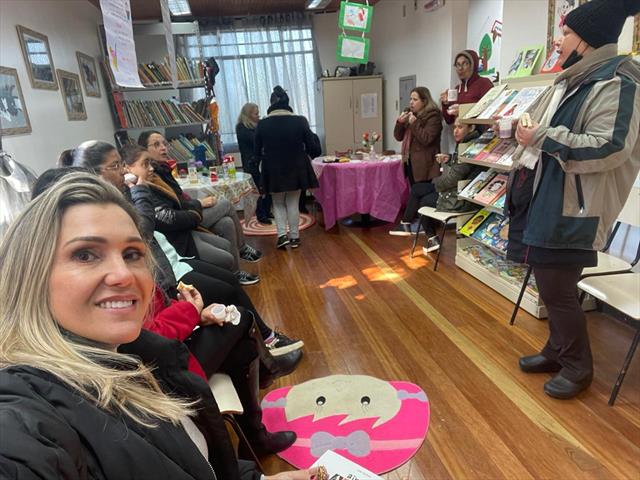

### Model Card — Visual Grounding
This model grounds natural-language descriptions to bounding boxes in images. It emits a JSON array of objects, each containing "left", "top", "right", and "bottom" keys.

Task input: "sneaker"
[
  {"left": 389, "top": 223, "right": 413, "bottom": 237},
  {"left": 239, "top": 244, "right": 263, "bottom": 262},
  {"left": 266, "top": 331, "right": 305, "bottom": 356},
  {"left": 276, "top": 235, "right": 290, "bottom": 249},
  {"left": 422, "top": 236, "right": 441, "bottom": 255},
  {"left": 257, "top": 217, "right": 272, "bottom": 225},
  {"left": 289, "top": 238, "right": 301, "bottom": 249},
  {"left": 237, "top": 270, "right": 260, "bottom": 285}
]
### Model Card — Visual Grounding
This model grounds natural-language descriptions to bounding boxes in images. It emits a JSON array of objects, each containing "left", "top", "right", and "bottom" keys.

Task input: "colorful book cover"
[
  {"left": 484, "top": 140, "right": 516, "bottom": 163},
  {"left": 540, "top": 48, "right": 563, "bottom": 74},
  {"left": 474, "top": 138, "right": 501, "bottom": 161},
  {"left": 471, "top": 213, "right": 509, "bottom": 251},
  {"left": 463, "top": 84, "right": 508, "bottom": 119},
  {"left": 459, "top": 171, "right": 495, "bottom": 199},
  {"left": 493, "top": 193, "right": 506, "bottom": 209},
  {"left": 477, "top": 89, "right": 518, "bottom": 119},
  {"left": 515, "top": 46, "right": 543, "bottom": 77},
  {"left": 474, "top": 174, "right": 509, "bottom": 204},
  {"left": 460, "top": 208, "right": 491, "bottom": 236},
  {"left": 499, "top": 86, "right": 549, "bottom": 119}
]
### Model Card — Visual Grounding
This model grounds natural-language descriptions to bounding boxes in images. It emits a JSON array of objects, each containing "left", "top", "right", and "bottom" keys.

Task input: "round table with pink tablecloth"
[{"left": 311, "top": 155, "right": 409, "bottom": 230}]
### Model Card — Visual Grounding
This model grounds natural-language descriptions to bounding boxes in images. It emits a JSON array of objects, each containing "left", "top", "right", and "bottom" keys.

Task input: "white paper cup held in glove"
[{"left": 447, "top": 89, "right": 458, "bottom": 103}]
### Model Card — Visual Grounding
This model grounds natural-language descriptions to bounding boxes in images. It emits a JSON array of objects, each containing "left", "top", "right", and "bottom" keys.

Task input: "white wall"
[
  {"left": 0, "top": 0, "right": 115, "bottom": 174},
  {"left": 314, "top": 0, "right": 468, "bottom": 151}
]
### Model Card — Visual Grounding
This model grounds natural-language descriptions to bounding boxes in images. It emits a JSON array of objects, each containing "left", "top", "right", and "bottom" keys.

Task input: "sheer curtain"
[{"left": 180, "top": 13, "right": 319, "bottom": 148}]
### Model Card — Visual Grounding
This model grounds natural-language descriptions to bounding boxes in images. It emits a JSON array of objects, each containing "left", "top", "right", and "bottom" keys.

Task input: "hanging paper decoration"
[
  {"left": 338, "top": 1, "right": 374, "bottom": 33},
  {"left": 336, "top": 34, "right": 370, "bottom": 64}
]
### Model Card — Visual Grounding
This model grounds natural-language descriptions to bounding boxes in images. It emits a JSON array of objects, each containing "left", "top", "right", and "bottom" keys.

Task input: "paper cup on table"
[
  {"left": 447, "top": 89, "right": 458, "bottom": 103},
  {"left": 498, "top": 118, "right": 513, "bottom": 139}
]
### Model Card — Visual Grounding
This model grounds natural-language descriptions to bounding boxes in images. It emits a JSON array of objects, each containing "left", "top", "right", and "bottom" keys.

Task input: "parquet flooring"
[{"left": 244, "top": 221, "right": 640, "bottom": 479}]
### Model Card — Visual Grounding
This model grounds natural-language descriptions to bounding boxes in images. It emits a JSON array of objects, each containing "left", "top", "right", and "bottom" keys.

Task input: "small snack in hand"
[
  {"left": 520, "top": 112, "right": 533, "bottom": 128},
  {"left": 177, "top": 281, "right": 195, "bottom": 293},
  {"left": 315, "top": 466, "right": 328, "bottom": 480}
]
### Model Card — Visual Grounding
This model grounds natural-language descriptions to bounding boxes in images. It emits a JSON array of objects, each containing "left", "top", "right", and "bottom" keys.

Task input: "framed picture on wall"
[
  {"left": 76, "top": 52, "right": 101, "bottom": 98},
  {"left": 546, "top": 0, "right": 587, "bottom": 55},
  {"left": 16, "top": 25, "right": 58, "bottom": 90},
  {"left": 57, "top": 70, "right": 87, "bottom": 121},
  {"left": 0, "top": 66, "right": 32, "bottom": 136}
]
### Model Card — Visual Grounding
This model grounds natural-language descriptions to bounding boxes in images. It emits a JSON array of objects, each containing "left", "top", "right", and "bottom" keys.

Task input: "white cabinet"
[{"left": 320, "top": 75, "right": 383, "bottom": 155}]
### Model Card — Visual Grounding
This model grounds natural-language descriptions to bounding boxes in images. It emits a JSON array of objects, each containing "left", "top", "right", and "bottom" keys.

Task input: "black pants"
[
  {"left": 185, "top": 309, "right": 257, "bottom": 379},
  {"left": 402, "top": 182, "right": 439, "bottom": 235},
  {"left": 183, "top": 259, "right": 272, "bottom": 340},
  {"left": 535, "top": 266, "right": 593, "bottom": 382}
]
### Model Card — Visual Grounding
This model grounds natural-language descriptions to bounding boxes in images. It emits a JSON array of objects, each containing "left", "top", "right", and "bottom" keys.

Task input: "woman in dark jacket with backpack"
[{"left": 254, "top": 86, "right": 321, "bottom": 249}]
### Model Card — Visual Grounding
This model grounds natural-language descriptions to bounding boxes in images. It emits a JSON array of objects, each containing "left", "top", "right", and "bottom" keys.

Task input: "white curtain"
[{"left": 180, "top": 14, "right": 319, "bottom": 148}]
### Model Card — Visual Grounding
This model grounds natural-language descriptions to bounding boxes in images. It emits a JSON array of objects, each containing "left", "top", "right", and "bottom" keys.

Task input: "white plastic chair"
[{"left": 577, "top": 273, "right": 640, "bottom": 405}]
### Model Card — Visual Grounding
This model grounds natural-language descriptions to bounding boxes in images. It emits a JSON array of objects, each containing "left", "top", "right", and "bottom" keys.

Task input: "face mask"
[{"left": 561, "top": 49, "right": 583, "bottom": 69}]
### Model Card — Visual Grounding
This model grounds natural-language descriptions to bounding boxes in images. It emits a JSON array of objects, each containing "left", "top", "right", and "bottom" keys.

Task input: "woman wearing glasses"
[{"left": 440, "top": 50, "right": 493, "bottom": 124}]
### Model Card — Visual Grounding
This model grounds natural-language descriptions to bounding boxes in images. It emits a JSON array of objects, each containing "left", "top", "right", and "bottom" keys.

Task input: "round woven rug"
[{"left": 241, "top": 213, "right": 316, "bottom": 236}]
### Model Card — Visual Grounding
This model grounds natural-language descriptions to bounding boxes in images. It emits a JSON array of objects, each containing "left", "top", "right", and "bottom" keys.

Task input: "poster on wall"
[
  {"left": 547, "top": 0, "right": 584, "bottom": 55},
  {"left": 336, "top": 35, "right": 370, "bottom": 64},
  {"left": 466, "top": 2, "right": 502, "bottom": 82},
  {"left": 99, "top": 0, "right": 143, "bottom": 88},
  {"left": 0, "top": 66, "right": 32, "bottom": 136},
  {"left": 338, "top": 1, "right": 374, "bottom": 33}
]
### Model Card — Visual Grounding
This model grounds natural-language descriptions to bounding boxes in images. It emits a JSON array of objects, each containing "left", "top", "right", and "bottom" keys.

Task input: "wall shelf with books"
[
  {"left": 115, "top": 122, "right": 207, "bottom": 132},
  {"left": 459, "top": 156, "right": 513, "bottom": 172},
  {"left": 458, "top": 195, "right": 504, "bottom": 215},
  {"left": 111, "top": 81, "right": 205, "bottom": 93}
]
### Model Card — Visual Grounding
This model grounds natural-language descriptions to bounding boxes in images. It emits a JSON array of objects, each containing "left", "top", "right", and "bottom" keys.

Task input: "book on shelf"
[
  {"left": 498, "top": 85, "right": 549, "bottom": 119},
  {"left": 493, "top": 193, "right": 506, "bottom": 209},
  {"left": 103, "top": 57, "right": 204, "bottom": 88},
  {"left": 470, "top": 212, "right": 509, "bottom": 252},
  {"left": 111, "top": 94, "right": 206, "bottom": 129},
  {"left": 473, "top": 173, "right": 509, "bottom": 204},
  {"left": 540, "top": 49, "right": 563, "bottom": 74},
  {"left": 459, "top": 171, "right": 495, "bottom": 199},
  {"left": 461, "top": 136, "right": 516, "bottom": 168},
  {"left": 463, "top": 84, "right": 508, "bottom": 119},
  {"left": 459, "top": 208, "right": 492, "bottom": 236},
  {"left": 506, "top": 46, "right": 543, "bottom": 78},
  {"left": 476, "top": 89, "right": 518, "bottom": 119},
  {"left": 474, "top": 138, "right": 501, "bottom": 162},
  {"left": 458, "top": 243, "right": 538, "bottom": 295}
]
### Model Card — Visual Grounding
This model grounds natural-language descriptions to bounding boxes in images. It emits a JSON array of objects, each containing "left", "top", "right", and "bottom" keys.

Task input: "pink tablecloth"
[{"left": 312, "top": 157, "right": 409, "bottom": 230}]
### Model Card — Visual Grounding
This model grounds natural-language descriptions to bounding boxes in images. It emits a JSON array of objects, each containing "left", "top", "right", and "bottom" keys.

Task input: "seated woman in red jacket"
[{"left": 144, "top": 283, "right": 297, "bottom": 456}]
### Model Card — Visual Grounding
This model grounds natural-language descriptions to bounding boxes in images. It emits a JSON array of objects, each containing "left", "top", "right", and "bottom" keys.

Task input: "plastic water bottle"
[{"left": 226, "top": 155, "right": 237, "bottom": 179}]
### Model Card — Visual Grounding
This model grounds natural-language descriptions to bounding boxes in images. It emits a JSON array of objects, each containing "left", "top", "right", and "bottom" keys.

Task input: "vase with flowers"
[{"left": 362, "top": 131, "right": 381, "bottom": 160}]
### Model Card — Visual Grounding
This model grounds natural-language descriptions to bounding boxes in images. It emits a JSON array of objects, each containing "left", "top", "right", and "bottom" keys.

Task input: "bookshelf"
[
  {"left": 458, "top": 155, "right": 513, "bottom": 172},
  {"left": 457, "top": 194, "right": 504, "bottom": 215},
  {"left": 98, "top": 21, "right": 212, "bottom": 154}
]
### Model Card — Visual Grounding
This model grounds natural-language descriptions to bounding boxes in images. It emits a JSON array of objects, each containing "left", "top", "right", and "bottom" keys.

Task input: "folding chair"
[
  {"left": 510, "top": 186, "right": 640, "bottom": 325},
  {"left": 577, "top": 273, "right": 640, "bottom": 405},
  {"left": 411, "top": 206, "right": 472, "bottom": 271},
  {"left": 209, "top": 373, "right": 264, "bottom": 472}
]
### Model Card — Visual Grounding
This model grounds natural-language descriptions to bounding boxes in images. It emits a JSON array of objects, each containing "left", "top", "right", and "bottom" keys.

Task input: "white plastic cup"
[
  {"left": 225, "top": 305, "right": 241, "bottom": 326},
  {"left": 447, "top": 88, "right": 458, "bottom": 103},
  {"left": 499, "top": 118, "right": 513, "bottom": 139},
  {"left": 210, "top": 304, "right": 227, "bottom": 322}
]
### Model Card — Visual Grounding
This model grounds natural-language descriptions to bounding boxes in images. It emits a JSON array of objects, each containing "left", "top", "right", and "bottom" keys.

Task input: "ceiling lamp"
[
  {"left": 168, "top": 0, "right": 192, "bottom": 16},
  {"left": 306, "top": 0, "right": 333, "bottom": 10}
]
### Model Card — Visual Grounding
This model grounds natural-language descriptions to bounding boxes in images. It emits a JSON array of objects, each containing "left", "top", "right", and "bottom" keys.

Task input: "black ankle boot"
[{"left": 232, "top": 358, "right": 297, "bottom": 458}]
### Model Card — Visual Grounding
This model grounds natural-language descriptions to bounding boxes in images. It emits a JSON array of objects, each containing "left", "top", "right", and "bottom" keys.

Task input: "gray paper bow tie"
[{"left": 310, "top": 430, "right": 371, "bottom": 457}]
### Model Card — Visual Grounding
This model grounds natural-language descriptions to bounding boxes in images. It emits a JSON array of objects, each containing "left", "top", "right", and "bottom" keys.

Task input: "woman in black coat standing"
[
  {"left": 236, "top": 102, "right": 272, "bottom": 224},
  {"left": 254, "top": 86, "right": 321, "bottom": 249}
]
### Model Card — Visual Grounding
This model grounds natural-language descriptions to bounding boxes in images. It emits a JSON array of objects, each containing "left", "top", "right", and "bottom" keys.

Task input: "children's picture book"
[
  {"left": 540, "top": 48, "right": 563, "bottom": 74},
  {"left": 477, "top": 89, "right": 519, "bottom": 119},
  {"left": 311, "top": 450, "right": 382, "bottom": 480},
  {"left": 474, "top": 138, "right": 501, "bottom": 162},
  {"left": 459, "top": 208, "right": 491, "bottom": 236},
  {"left": 507, "top": 46, "right": 543, "bottom": 78},
  {"left": 474, "top": 174, "right": 509, "bottom": 204},
  {"left": 484, "top": 140, "right": 517, "bottom": 164},
  {"left": 463, "top": 84, "right": 507, "bottom": 119},
  {"left": 498, "top": 86, "right": 549, "bottom": 119},
  {"left": 459, "top": 171, "right": 495, "bottom": 199},
  {"left": 471, "top": 213, "right": 509, "bottom": 251},
  {"left": 493, "top": 193, "right": 506, "bottom": 209}
]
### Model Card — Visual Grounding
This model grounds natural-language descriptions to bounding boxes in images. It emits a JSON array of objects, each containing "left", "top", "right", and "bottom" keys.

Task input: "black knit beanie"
[
  {"left": 270, "top": 85, "right": 289, "bottom": 106},
  {"left": 564, "top": 0, "right": 640, "bottom": 49}
]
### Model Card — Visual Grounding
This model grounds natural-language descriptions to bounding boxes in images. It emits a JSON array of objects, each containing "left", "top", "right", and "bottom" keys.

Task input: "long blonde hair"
[
  {"left": 237, "top": 102, "right": 259, "bottom": 129},
  {"left": 0, "top": 173, "right": 192, "bottom": 427}
]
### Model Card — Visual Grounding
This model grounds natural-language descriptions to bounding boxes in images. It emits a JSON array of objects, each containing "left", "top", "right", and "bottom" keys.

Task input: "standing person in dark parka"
[
  {"left": 508, "top": 0, "right": 640, "bottom": 399},
  {"left": 254, "top": 86, "right": 321, "bottom": 249}
]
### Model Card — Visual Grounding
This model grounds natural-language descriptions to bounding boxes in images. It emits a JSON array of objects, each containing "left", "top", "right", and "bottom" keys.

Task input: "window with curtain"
[{"left": 181, "top": 15, "right": 319, "bottom": 148}]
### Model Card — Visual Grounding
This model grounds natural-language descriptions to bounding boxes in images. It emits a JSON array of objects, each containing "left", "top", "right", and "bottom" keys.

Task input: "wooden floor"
[{"left": 244, "top": 220, "right": 640, "bottom": 479}]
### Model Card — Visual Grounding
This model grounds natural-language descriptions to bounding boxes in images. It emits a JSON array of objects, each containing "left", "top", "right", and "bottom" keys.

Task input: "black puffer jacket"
[{"left": 0, "top": 331, "right": 260, "bottom": 480}]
